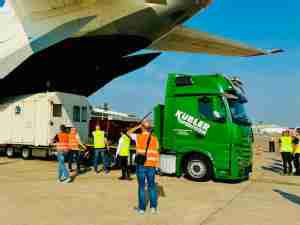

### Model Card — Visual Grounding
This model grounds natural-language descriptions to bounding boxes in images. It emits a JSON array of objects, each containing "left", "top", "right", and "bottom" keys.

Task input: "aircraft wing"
[{"left": 149, "top": 26, "right": 283, "bottom": 57}]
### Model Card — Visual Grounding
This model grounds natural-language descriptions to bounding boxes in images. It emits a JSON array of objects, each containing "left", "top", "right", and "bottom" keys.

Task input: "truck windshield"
[{"left": 228, "top": 98, "right": 251, "bottom": 126}]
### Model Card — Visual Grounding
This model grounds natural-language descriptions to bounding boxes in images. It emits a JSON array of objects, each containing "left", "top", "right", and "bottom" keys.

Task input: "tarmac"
[{"left": 1, "top": 138, "right": 300, "bottom": 225}]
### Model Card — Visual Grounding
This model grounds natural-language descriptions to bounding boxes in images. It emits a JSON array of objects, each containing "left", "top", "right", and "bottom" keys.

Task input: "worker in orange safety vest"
[
  {"left": 68, "top": 127, "right": 87, "bottom": 174},
  {"left": 53, "top": 125, "right": 71, "bottom": 183},
  {"left": 127, "top": 120, "right": 160, "bottom": 214}
]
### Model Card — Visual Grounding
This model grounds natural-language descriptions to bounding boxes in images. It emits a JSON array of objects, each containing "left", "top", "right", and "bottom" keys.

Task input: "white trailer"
[{"left": 0, "top": 92, "right": 90, "bottom": 159}]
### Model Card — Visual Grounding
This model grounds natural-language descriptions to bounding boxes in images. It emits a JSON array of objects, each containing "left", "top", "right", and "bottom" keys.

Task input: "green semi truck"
[{"left": 154, "top": 74, "right": 253, "bottom": 182}]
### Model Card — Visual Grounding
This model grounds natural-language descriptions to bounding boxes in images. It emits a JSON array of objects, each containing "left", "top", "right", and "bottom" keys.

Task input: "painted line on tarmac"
[
  {"left": 251, "top": 178, "right": 300, "bottom": 187},
  {"left": 199, "top": 181, "right": 253, "bottom": 225},
  {"left": 199, "top": 171, "right": 269, "bottom": 225}
]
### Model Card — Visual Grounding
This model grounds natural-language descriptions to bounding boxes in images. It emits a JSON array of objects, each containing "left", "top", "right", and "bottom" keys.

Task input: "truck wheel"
[
  {"left": 184, "top": 155, "right": 212, "bottom": 182},
  {"left": 6, "top": 147, "right": 15, "bottom": 158},
  {"left": 22, "top": 148, "right": 32, "bottom": 160}
]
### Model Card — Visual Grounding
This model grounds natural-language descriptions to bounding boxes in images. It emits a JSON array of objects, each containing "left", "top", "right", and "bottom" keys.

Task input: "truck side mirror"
[
  {"left": 212, "top": 111, "right": 226, "bottom": 123},
  {"left": 211, "top": 96, "right": 227, "bottom": 123}
]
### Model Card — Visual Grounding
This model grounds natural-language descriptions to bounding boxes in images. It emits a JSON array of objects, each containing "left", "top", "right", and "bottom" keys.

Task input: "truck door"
[
  {"left": 22, "top": 100, "right": 36, "bottom": 144},
  {"left": 172, "top": 95, "right": 231, "bottom": 170},
  {"left": 226, "top": 96, "right": 253, "bottom": 175},
  {"left": 11, "top": 101, "right": 36, "bottom": 145}
]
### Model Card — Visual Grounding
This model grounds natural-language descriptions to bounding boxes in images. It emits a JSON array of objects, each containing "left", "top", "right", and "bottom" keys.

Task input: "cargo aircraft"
[{"left": 0, "top": 0, "right": 282, "bottom": 97}]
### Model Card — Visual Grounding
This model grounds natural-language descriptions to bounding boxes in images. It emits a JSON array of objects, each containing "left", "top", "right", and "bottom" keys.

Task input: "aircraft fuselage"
[{"left": 0, "top": 0, "right": 210, "bottom": 97}]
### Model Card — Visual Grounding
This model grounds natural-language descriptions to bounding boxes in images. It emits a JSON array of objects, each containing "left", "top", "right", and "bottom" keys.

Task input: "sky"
[{"left": 89, "top": 0, "right": 300, "bottom": 127}]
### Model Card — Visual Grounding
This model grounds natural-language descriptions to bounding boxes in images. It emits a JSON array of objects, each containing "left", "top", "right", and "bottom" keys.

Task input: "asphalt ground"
[{"left": 0, "top": 139, "right": 300, "bottom": 225}]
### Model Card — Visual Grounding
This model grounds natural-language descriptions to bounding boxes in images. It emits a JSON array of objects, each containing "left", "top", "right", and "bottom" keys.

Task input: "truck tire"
[
  {"left": 6, "top": 147, "right": 15, "bottom": 158},
  {"left": 22, "top": 148, "right": 32, "bottom": 160},
  {"left": 184, "top": 154, "right": 212, "bottom": 182}
]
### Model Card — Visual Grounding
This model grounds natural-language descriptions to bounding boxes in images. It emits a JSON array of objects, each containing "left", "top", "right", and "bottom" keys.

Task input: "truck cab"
[{"left": 155, "top": 74, "right": 253, "bottom": 181}]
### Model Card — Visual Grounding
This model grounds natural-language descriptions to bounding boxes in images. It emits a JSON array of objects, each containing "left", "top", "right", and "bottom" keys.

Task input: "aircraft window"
[
  {"left": 53, "top": 104, "right": 62, "bottom": 117},
  {"left": 15, "top": 106, "right": 22, "bottom": 115},
  {"left": 73, "top": 106, "right": 80, "bottom": 122},
  {"left": 81, "top": 107, "right": 88, "bottom": 122}
]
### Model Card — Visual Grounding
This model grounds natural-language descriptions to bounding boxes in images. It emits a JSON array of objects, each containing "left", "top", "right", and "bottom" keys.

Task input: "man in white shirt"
[{"left": 116, "top": 129, "right": 132, "bottom": 180}]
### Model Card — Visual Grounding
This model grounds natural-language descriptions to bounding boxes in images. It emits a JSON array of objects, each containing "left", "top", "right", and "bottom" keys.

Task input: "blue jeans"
[
  {"left": 136, "top": 165, "right": 157, "bottom": 211},
  {"left": 94, "top": 149, "right": 109, "bottom": 172},
  {"left": 57, "top": 152, "right": 69, "bottom": 181}
]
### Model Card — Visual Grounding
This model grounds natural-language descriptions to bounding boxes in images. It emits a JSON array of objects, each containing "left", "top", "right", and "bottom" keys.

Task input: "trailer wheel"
[
  {"left": 184, "top": 154, "right": 212, "bottom": 182},
  {"left": 6, "top": 147, "right": 15, "bottom": 158},
  {"left": 0, "top": 147, "right": 6, "bottom": 156},
  {"left": 22, "top": 148, "right": 32, "bottom": 160},
  {"left": 45, "top": 150, "right": 51, "bottom": 160}
]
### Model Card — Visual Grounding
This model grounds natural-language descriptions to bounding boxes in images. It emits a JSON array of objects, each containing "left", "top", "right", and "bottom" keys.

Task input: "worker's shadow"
[
  {"left": 261, "top": 165, "right": 282, "bottom": 174},
  {"left": 270, "top": 158, "right": 282, "bottom": 163},
  {"left": 272, "top": 161, "right": 283, "bottom": 166},
  {"left": 145, "top": 183, "right": 166, "bottom": 207},
  {"left": 0, "top": 160, "right": 19, "bottom": 166},
  {"left": 274, "top": 189, "right": 300, "bottom": 207}
]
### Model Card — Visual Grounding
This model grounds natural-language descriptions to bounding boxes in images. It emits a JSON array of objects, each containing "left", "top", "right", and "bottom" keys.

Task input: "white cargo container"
[{"left": 0, "top": 92, "right": 90, "bottom": 159}]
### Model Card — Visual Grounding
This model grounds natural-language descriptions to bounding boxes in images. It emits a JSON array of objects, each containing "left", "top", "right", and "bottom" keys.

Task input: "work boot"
[
  {"left": 294, "top": 171, "right": 300, "bottom": 176},
  {"left": 280, "top": 172, "right": 287, "bottom": 176},
  {"left": 118, "top": 176, "right": 126, "bottom": 180}
]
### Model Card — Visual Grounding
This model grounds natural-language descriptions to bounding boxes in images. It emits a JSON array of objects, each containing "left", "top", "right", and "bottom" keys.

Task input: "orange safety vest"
[
  {"left": 69, "top": 133, "right": 80, "bottom": 150},
  {"left": 136, "top": 132, "right": 160, "bottom": 168},
  {"left": 56, "top": 132, "right": 69, "bottom": 152}
]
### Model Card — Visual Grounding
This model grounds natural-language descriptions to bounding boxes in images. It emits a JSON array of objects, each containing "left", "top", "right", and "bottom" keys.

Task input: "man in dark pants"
[
  {"left": 269, "top": 137, "right": 275, "bottom": 152},
  {"left": 68, "top": 127, "right": 87, "bottom": 174},
  {"left": 279, "top": 130, "right": 293, "bottom": 175},
  {"left": 292, "top": 130, "right": 300, "bottom": 175},
  {"left": 116, "top": 129, "right": 131, "bottom": 180}
]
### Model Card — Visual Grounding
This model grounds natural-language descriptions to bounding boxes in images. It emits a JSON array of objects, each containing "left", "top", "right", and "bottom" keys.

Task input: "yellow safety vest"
[
  {"left": 93, "top": 130, "right": 105, "bottom": 149},
  {"left": 295, "top": 136, "right": 300, "bottom": 154},
  {"left": 119, "top": 135, "right": 131, "bottom": 157},
  {"left": 280, "top": 136, "right": 293, "bottom": 153}
]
